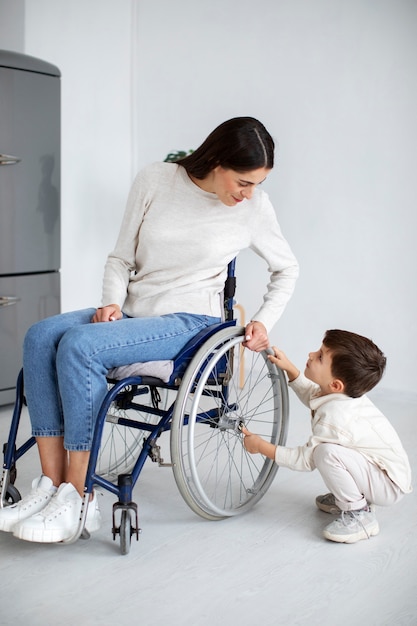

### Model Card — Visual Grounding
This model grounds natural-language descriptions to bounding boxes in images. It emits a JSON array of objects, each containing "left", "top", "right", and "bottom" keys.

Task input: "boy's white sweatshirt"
[{"left": 275, "top": 373, "right": 412, "bottom": 494}]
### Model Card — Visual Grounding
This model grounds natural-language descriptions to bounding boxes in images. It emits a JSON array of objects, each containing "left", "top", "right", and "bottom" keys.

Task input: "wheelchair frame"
[{"left": 1, "top": 260, "right": 289, "bottom": 554}]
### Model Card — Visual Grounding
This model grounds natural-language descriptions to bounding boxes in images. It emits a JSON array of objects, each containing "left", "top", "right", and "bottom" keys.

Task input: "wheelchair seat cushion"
[{"left": 107, "top": 360, "right": 174, "bottom": 383}]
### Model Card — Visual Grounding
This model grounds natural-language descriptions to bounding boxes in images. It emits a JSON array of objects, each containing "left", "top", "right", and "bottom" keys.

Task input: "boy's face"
[{"left": 304, "top": 343, "right": 336, "bottom": 392}]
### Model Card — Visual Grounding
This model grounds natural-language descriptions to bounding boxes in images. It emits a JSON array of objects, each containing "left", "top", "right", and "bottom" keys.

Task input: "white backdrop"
[{"left": 1, "top": 0, "right": 416, "bottom": 392}]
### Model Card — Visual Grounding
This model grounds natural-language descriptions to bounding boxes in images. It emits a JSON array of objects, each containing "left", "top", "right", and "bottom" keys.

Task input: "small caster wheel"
[
  {"left": 120, "top": 510, "right": 132, "bottom": 555},
  {"left": 4, "top": 484, "right": 21, "bottom": 505}
]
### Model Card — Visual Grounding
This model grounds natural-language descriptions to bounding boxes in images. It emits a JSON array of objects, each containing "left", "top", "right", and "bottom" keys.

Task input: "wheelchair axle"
[{"left": 208, "top": 409, "right": 242, "bottom": 432}]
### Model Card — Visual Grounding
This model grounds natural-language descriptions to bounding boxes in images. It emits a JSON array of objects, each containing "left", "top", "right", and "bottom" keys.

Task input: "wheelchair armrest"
[{"left": 168, "top": 320, "right": 238, "bottom": 384}]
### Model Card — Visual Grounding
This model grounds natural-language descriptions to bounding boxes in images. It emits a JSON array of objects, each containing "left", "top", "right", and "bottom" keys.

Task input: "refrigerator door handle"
[
  {"left": 0, "top": 296, "right": 21, "bottom": 307},
  {"left": 0, "top": 154, "right": 21, "bottom": 165}
]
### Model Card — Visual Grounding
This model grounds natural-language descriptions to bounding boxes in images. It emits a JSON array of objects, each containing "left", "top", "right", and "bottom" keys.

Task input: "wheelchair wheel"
[
  {"left": 170, "top": 326, "right": 289, "bottom": 520},
  {"left": 120, "top": 510, "right": 132, "bottom": 555},
  {"left": 96, "top": 386, "right": 171, "bottom": 481}
]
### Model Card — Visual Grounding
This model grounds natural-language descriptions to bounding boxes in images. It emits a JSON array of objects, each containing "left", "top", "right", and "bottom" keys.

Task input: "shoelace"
[
  {"left": 18, "top": 489, "right": 51, "bottom": 508},
  {"left": 39, "top": 494, "right": 74, "bottom": 520},
  {"left": 340, "top": 510, "right": 371, "bottom": 538}
]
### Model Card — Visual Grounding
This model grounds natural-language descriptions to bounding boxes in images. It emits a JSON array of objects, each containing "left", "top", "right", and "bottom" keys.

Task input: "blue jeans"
[{"left": 23, "top": 309, "right": 220, "bottom": 451}]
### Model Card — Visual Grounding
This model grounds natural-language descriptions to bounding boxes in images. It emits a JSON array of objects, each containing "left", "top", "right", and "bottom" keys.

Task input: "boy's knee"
[{"left": 313, "top": 443, "right": 341, "bottom": 469}]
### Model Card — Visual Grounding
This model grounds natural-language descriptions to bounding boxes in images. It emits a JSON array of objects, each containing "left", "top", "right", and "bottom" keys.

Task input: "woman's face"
[{"left": 210, "top": 166, "right": 271, "bottom": 206}]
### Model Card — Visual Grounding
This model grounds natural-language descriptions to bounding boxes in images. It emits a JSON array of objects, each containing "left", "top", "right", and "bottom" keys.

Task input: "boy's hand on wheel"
[
  {"left": 241, "top": 426, "right": 261, "bottom": 454},
  {"left": 241, "top": 426, "right": 277, "bottom": 460}
]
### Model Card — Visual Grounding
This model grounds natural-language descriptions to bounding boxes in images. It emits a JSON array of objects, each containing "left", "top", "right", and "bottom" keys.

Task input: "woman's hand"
[
  {"left": 91, "top": 304, "right": 122, "bottom": 323},
  {"left": 242, "top": 320, "right": 269, "bottom": 352}
]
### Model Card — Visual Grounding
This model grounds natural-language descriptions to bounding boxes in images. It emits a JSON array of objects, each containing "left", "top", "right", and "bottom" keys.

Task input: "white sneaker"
[
  {"left": 0, "top": 475, "right": 57, "bottom": 532},
  {"left": 315, "top": 493, "right": 342, "bottom": 515},
  {"left": 13, "top": 482, "right": 102, "bottom": 543},
  {"left": 13, "top": 482, "right": 83, "bottom": 543},
  {"left": 323, "top": 506, "right": 379, "bottom": 543}
]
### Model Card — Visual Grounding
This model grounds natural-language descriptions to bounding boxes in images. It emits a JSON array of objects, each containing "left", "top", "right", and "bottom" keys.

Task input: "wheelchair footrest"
[{"left": 149, "top": 441, "right": 172, "bottom": 467}]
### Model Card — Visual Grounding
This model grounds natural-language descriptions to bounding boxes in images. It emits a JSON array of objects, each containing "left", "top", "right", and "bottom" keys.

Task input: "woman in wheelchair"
[{"left": 0, "top": 116, "right": 299, "bottom": 544}]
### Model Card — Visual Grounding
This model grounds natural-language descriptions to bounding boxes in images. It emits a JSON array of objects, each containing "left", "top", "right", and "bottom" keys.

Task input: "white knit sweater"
[{"left": 101, "top": 162, "right": 299, "bottom": 332}]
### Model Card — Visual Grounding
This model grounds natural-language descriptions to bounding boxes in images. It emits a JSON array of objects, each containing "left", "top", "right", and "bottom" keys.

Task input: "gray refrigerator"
[{"left": 0, "top": 50, "right": 61, "bottom": 405}]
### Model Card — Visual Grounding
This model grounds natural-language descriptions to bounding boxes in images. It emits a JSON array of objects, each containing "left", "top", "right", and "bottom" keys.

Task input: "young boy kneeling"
[{"left": 242, "top": 329, "right": 412, "bottom": 544}]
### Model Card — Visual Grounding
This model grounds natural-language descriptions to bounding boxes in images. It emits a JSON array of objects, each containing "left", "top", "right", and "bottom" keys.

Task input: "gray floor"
[{"left": 0, "top": 388, "right": 416, "bottom": 626}]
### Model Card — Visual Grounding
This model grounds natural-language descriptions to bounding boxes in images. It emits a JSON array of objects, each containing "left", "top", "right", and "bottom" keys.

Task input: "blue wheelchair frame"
[
  {"left": 1, "top": 262, "right": 235, "bottom": 537},
  {"left": 1, "top": 259, "right": 289, "bottom": 554}
]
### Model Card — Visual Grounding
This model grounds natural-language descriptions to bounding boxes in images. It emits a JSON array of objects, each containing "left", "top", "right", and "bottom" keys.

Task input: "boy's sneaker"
[
  {"left": 0, "top": 475, "right": 56, "bottom": 532},
  {"left": 13, "top": 482, "right": 97, "bottom": 543},
  {"left": 315, "top": 493, "right": 342, "bottom": 515},
  {"left": 323, "top": 506, "right": 379, "bottom": 543}
]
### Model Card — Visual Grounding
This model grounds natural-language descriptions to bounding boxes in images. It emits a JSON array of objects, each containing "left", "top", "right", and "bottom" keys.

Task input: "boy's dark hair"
[
  {"left": 177, "top": 117, "right": 274, "bottom": 179},
  {"left": 323, "top": 329, "right": 386, "bottom": 398}
]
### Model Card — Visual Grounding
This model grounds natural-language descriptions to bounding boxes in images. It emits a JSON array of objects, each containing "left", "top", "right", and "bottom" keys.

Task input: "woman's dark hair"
[
  {"left": 177, "top": 117, "right": 274, "bottom": 179},
  {"left": 323, "top": 329, "right": 387, "bottom": 398}
]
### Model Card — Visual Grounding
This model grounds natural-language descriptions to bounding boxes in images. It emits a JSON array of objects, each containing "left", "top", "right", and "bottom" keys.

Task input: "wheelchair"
[{"left": 1, "top": 260, "right": 289, "bottom": 554}]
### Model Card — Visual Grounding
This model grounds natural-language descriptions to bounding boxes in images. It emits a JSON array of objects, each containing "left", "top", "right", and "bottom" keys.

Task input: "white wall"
[
  {"left": 132, "top": 0, "right": 417, "bottom": 394},
  {"left": 0, "top": 0, "right": 24, "bottom": 49},
  {"left": 1, "top": 0, "right": 416, "bottom": 392},
  {"left": 23, "top": 0, "right": 133, "bottom": 311}
]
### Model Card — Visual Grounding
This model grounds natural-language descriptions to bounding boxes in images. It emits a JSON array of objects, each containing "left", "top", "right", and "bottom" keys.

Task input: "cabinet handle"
[
  {"left": 0, "top": 296, "right": 21, "bottom": 307},
  {"left": 0, "top": 154, "right": 21, "bottom": 166}
]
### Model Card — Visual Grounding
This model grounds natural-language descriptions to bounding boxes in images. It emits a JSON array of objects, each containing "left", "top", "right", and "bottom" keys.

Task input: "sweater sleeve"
[
  {"left": 274, "top": 376, "right": 328, "bottom": 471},
  {"left": 274, "top": 441, "right": 317, "bottom": 471},
  {"left": 274, "top": 416, "right": 350, "bottom": 471},
  {"left": 288, "top": 374, "right": 321, "bottom": 407},
  {"left": 101, "top": 167, "right": 154, "bottom": 308},
  {"left": 248, "top": 192, "right": 299, "bottom": 332},
  {"left": 274, "top": 425, "right": 346, "bottom": 471}
]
